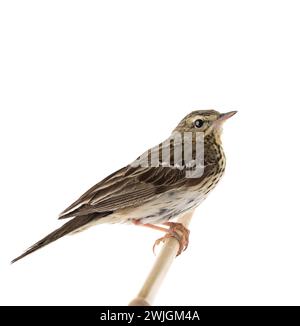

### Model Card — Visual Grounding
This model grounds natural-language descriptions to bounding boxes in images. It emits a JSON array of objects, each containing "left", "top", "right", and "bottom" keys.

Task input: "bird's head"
[{"left": 174, "top": 110, "right": 237, "bottom": 140}]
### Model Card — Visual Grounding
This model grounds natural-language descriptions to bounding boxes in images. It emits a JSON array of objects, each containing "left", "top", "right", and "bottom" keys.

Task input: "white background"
[{"left": 1, "top": 1, "right": 300, "bottom": 306}]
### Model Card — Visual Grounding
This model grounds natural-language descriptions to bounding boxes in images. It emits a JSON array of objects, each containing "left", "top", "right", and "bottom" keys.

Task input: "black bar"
[{"left": 1, "top": 306, "right": 299, "bottom": 324}]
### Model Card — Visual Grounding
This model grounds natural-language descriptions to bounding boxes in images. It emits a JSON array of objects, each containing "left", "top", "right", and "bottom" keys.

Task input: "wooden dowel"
[{"left": 129, "top": 209, "right": 194, "bottom": 306}]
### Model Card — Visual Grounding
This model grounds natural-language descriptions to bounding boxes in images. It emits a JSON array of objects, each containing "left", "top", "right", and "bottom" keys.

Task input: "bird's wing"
[
  {"left": 59, "top": 165, "right": 187, "bottom": 218},
  {"left": 59, "top": 136, "right": 209, "bottom": 219}
]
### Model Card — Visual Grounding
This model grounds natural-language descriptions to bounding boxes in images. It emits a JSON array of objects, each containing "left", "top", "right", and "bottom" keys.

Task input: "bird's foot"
[{"left": 153, "top": 222, "right": 190, "bottom": 257}]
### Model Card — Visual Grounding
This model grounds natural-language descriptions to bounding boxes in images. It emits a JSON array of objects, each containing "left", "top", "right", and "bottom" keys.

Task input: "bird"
[{"left": 11, "top": 109, "right": 237, "bottom": 263}]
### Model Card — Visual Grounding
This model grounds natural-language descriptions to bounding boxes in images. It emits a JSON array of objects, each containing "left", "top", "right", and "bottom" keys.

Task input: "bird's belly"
[{"left": 115, "top": 190, "right": 205, "bottom": 225}]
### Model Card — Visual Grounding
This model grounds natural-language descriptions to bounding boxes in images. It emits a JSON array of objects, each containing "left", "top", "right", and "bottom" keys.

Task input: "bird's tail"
[{"left": 11, "top": 212, "right": 111, "bottom": 264}]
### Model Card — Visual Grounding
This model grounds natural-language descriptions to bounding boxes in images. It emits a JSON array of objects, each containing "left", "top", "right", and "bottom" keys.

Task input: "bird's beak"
[{"left": 218, "top": 111, "right": 238, "bottom": 122}]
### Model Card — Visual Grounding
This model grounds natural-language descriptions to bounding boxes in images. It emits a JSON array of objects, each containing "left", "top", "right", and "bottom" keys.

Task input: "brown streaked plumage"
[{"left": 12, "top": 109, "right": 237, "bottom": 263}]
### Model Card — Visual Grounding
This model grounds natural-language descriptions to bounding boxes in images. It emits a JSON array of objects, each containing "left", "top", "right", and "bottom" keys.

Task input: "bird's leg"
[
  {"left": 132, "top": 220, "right": 169, "bottom": 232},
  {"left": 153, "top": 222, "right": 190, "bottom": 256},
  {"left": 165, "top": 222, "right": 190, "bottom": 252},
  {"left": 132, "top": 220, "right": 190, "bottom": 257}
]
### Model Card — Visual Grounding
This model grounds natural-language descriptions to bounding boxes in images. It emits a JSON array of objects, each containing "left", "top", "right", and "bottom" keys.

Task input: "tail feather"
[{"left": 11, "top": 212, "right": 112, "bottom": 264}]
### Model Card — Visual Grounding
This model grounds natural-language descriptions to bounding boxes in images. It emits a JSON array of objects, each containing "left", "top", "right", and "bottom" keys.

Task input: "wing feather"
[{"left": 59, "top": 135, "right": 207, "bottom": 219}]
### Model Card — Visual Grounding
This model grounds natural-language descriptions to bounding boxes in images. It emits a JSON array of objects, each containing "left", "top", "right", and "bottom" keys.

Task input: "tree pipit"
[{"left": 12, "top": 110, "right": 236, "bottom": 263}]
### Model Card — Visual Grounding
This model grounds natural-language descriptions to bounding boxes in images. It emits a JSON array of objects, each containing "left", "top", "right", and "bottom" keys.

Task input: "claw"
[
  {"left": 152, "top": 231, "right": 183, "bottom": 255},
  {"left": 133, "top": 220, "right": 190, "bottom": 257},
  {"left": 153, "top": 222, "right": 190, "bottom": 257}
]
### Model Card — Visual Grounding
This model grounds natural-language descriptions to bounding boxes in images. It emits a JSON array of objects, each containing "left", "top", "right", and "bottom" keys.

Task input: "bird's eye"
[{"left": 194, "top": 119, "right": 204, "bottom": 128}]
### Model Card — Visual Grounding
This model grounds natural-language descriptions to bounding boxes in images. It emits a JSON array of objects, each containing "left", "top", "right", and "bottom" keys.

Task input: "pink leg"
[{"left": 133, "top": 220, "right": 190, "bottom": 257}]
